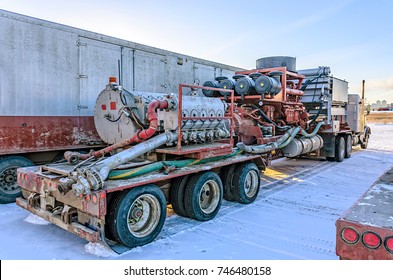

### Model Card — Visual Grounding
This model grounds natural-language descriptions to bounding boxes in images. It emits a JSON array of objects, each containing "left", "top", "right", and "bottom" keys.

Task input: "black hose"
[
  {"left": 308, "top": 101, "right": 323, "bottom": 125},
  {"left": 247, "top": 104, "right": 290, "bottom": 131}
]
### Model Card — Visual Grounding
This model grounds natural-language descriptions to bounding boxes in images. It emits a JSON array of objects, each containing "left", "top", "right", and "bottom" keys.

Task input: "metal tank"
[
  {"left": 94, "top": 82, "right": 229, "bottom": 145},
  {"left": 282, "top": 135, "right": 324, "bottom": 158},
  {"left": 256, "top": 56, "right": 297, "bottom": 72}
]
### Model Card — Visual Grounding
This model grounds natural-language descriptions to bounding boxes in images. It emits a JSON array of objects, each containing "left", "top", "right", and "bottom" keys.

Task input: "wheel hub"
[
  {"left": 0, "top": 167, "right": 18, "bottom": 193},
  {"left": 129, "top": 202, "right": 143, "bottom": 223},
  {"left": 127, "top": 194, "right": 161, "bottom": 238},
  {"left": 199, "top": 180, "right": 219, "bottom": 214}
]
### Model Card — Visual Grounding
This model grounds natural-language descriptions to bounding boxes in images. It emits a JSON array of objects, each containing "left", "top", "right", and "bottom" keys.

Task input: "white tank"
[{"left": 94, "top": 84, "right": 228, "bottom": 144}]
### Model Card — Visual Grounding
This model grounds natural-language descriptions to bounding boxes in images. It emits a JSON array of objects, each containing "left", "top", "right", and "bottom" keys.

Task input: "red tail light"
[
  {"left": 341, "top": 227, "right": 359, "bottom": 244},
  {"left": 384, "top": 236, "right": 393, "bottom": 254},
  {"left": 362, "top": 231, "right": 382, "bottom": 249}
]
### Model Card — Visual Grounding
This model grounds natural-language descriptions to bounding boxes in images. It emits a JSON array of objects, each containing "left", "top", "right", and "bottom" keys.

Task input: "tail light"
[
  {"left": 384, "top": 236, "right": 393, "bottom": 254},
  {"left": 341, "top": 227, "right": 359, "bottom": 244},
  {"left": 362, "top": 231, "right": 382, "bottom": 249}
]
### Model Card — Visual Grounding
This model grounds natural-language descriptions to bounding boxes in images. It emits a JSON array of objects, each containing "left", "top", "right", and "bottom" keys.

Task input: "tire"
[
  {"left": 344, "top": 135, "right": 352, "bottom": 158},
  {"left": 106, "top": 185, "right": 166, "bottom": 248},
  {"left": 232, "top": 163, "right": 261, "bottom": 204},
  {"left": 335, "top": 136, "right": 345, "bottom": 162},
  {"left": 219, "top": 164, "right": 237, "bottom": 201},
  {"left": 361, "top": 127, "right": 371, "bottom": 149},
  {"left": 169, "top": 175, "right": 190, "bottom": 217},
  {"left": 0, "top": 156, "right": 34, "bottom": 204},
  {"left": 184, "top": 171, "right": 223, "bottom": 221}
]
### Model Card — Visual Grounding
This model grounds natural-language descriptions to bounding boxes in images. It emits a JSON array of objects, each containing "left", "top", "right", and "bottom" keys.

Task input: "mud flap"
[{"left": 98, "top": 231, "right": 132, "bottom": 254}]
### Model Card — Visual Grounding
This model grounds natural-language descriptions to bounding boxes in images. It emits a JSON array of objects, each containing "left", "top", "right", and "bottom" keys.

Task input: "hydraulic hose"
[
  {"left": 64, "top": 99, "right": 170, "bottom": 164},
  {"left": 108, "top": 148, "right": 244, "bottom": 180},
  {"left": 300, "top": 122, "right": 324, "bottom": 138},
  {"left": 236, "top": 127, "right": 300, "bottom": 154},
  {"left": 248, "top": 104, "right": 290, "bottom": 131}
]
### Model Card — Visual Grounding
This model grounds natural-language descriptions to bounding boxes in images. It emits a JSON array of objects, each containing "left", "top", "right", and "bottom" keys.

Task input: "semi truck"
[
  {"left": 15, "top": 53, "right": 370, "bottom": 252},
  {"left": 336, "top": 167, "right": 393, "bottom": 260},
  {"left": 0, "top": 9, "right": 242, "bottom": 204}
]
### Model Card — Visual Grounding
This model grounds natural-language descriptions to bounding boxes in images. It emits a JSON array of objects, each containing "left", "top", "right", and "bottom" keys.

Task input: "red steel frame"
[{"left": 156, "top": 84, "right": 235, "bottom": 158}]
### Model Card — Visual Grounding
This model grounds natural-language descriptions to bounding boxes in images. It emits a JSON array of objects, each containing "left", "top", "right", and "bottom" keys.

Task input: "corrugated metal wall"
[{"left": 0, "top": 9, "right": 243, "bottom": 117}]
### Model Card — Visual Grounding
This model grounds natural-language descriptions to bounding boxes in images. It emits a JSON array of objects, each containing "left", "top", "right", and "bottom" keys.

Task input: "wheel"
[
  {"left": 344, "top": 135, "right": 352, "bottom": 158},
  {"left": 184, "top": 171, "right": 223, "bottom": 221},
  {"left": 361, "top": 126, "right": 371, "bottom": 149},
  {"left": 335, "top": 136, "right": 345, "bottom": 162},
  {"left": 169, "top": 175, "right": 190, "bottom": 217},
  {"left": 232, "top": 163, "right": 261, "bottom": 204},
  {"left": 0, "top": 156, "right": 33, "bottom": 204},
  {"left": 106, "top": 185, "right": 166, "bottom": 248},
  {"left": 219, "top": 164, "right": 237, "bottom": 201}
]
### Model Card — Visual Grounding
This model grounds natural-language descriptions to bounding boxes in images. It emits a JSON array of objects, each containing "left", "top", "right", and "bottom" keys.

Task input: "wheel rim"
[
  {"left": 198, "top": 179, "right": 220, "bottom": 214},
  {"left": 0, "top": 166, "right": 20, "bottom": 195},
  {"left": 244, "top": 170, "right": 259, "bottom": 198},
  {"left": 127, "top": 194, "right": 161, "bottom": 238}
]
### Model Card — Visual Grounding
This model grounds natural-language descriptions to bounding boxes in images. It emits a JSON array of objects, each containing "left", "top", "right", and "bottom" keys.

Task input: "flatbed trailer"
[
  {"left": 16, "top": 153, "right": 265, "bottom": 253},
  {"left": 336, "top": 167, "right": 393, "bottom": 259}
]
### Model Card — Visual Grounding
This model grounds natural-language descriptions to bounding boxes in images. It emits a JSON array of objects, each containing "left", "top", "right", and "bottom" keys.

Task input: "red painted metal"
[
  {"left": 168, "top": 84, "right": 234, "bottom": 159},
  {"left": 16, "top": 197, "right": 101, "bottom": 242},
  {"left": 64, "top": 99, "right": 170, "bottom": 162},
  {"left": 336, "top": 219, "right": 393, "bottom": 260},
  {"left": 0, "top": 116, "right": 104, "bottom": 155}
]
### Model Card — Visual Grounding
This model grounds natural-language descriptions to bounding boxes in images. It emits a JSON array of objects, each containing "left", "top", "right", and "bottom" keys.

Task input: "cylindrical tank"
[
  {"left": 254, "top": 75, "right": 281, "bottom": 95},
  {"left": 94, "top": 85, "right": 228, "bottom": 144},
  {"left": 282, "top": 135, "right": 323, "bottom": 158},
  {"left": 256, "top": 56, "right": 296, "bottom": 72},
  {"left": 297, "top": 66, "right": 330, "bottom": 77}
]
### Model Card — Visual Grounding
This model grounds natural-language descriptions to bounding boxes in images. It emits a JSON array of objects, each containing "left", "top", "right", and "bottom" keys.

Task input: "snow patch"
[
  {"left": 84, "top": 242, "right": 116, "bottom": 258},
  {"left": 380, "top": 184, "right": 393, "bottom": 192},
  {"left": 363, "top": 195, "right": 373, "bottom": 200},
  {"left": 358, "top": 203, "right": 376, "bottom": 206},
  {"left": 24, "top": 214, "right": 50, "bottom": 225}
]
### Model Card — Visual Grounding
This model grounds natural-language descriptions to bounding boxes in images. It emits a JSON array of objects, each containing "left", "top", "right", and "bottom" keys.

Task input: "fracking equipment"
[
  {"left": 0, "top": 9, "right": 241, "bottom": 204},
  {"left": 16, "top": 56, "right": 371, "bottom": 252}
]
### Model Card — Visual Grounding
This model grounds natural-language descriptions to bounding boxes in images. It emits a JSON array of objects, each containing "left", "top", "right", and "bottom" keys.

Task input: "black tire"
[
  {"left": 361, "top": 126, "right": 371, "bottom": 149},
  {"left": 335, "top": 136, "right": 345, "bottom": 162},
  {"left": 344, "top": 135, "right": 352, "bottom": 158},
  {"left": 0, "top": 156, "right": 34, "bottom": 204},
  {"left": 169, "top": 175, "right": 190, "bottom": 217},
  {"left": 184, "top": 171, "right": 223, "bottom": 221},
  {"left": 106, "top": 185, "right": 166, "bottom": 248},
  {"left": 219, "top": 164, "right": 237, "bottom": 201},
  {"left": 232, "top": 163, "right": 261, "bottom": 204}
]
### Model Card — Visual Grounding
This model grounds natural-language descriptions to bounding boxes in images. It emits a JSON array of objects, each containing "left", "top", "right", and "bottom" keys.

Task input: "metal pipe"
[
  {"left": 107, "top": 148, "right": 243, "bottom": 180},
  {"left": 64, "top": 99, "right": 170, "bottom": 164},
  {"left": 94, "top": 132, "right": 177, "bottom": 181}
]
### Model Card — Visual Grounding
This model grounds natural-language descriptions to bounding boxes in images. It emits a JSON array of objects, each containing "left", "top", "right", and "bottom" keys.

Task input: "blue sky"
[{"left": 2, "top": 0, "right": 392, "bottom": 103}]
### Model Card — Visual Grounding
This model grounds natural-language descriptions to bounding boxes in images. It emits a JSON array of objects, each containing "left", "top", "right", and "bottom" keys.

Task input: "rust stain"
[{"left": 0, "top": 116, "right": 104, "bottom": 155}]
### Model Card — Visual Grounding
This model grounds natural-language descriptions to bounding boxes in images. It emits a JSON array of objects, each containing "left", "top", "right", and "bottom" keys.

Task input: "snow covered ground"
[{"left": 0, "top": 124, "right": 392, "bottom": 260}]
